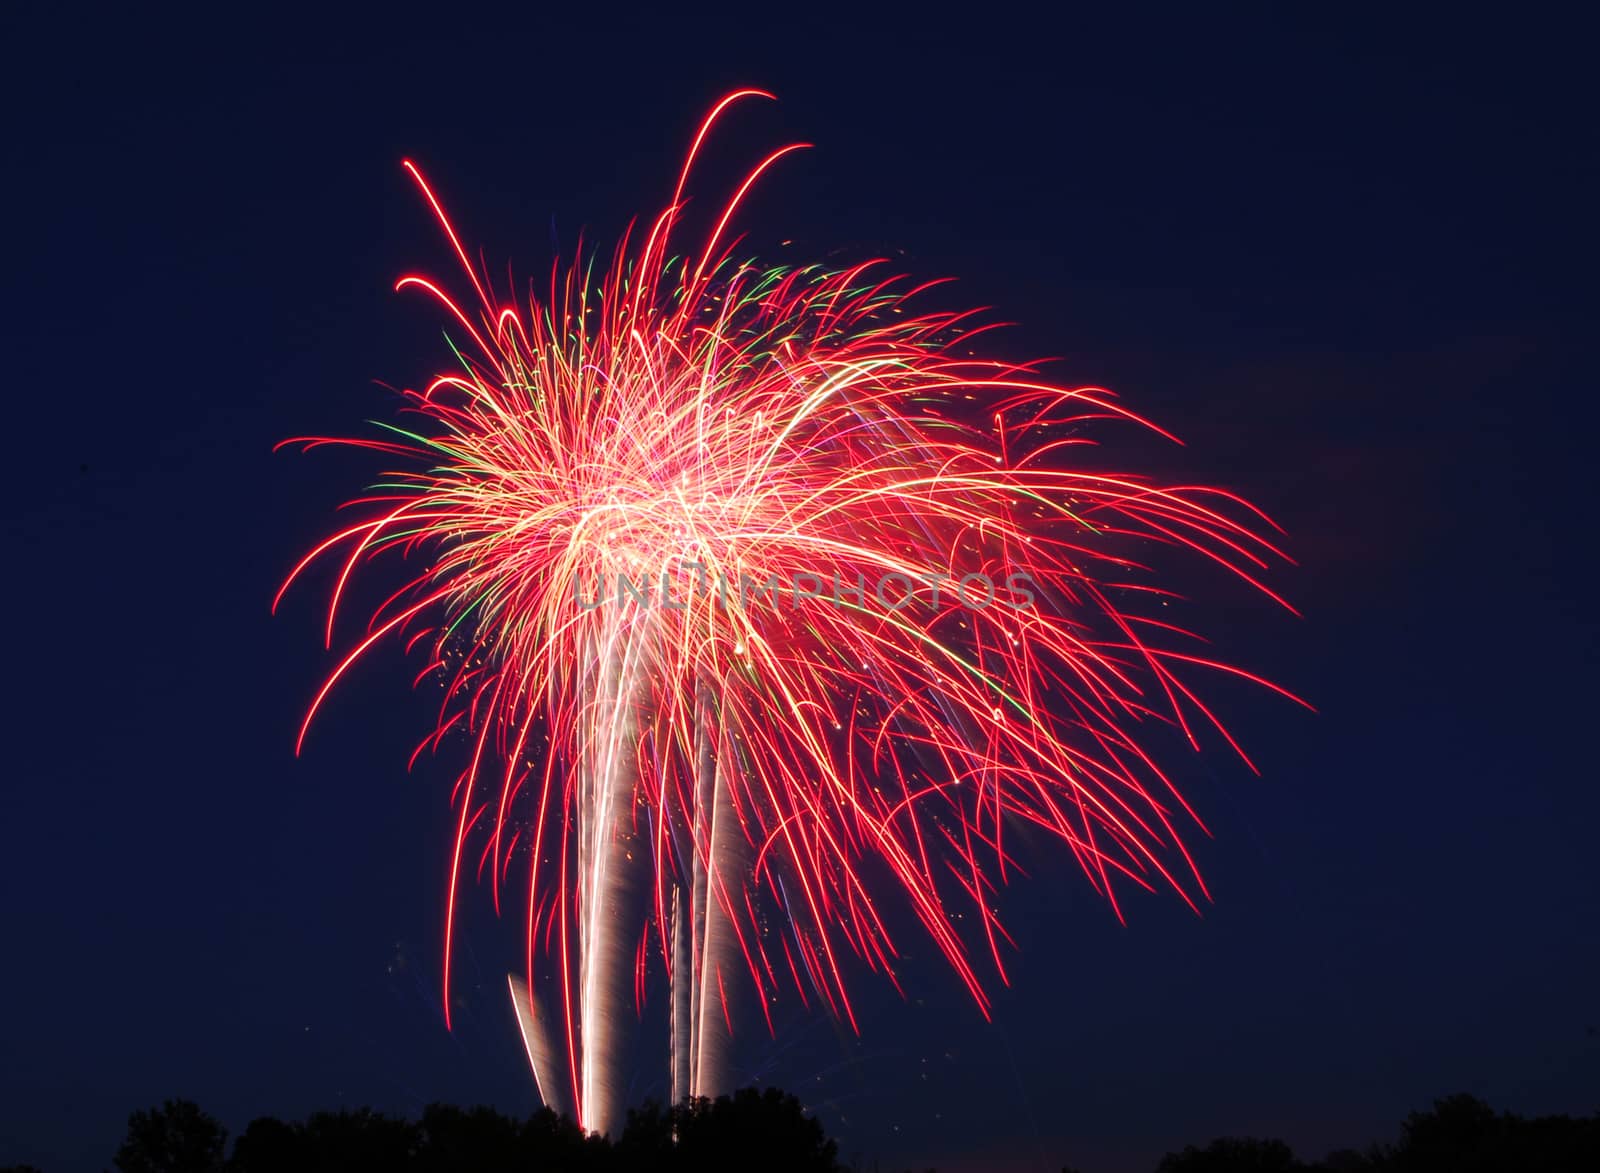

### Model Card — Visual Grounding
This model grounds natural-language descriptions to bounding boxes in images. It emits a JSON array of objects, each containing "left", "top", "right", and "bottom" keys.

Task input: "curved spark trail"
[{"left": 279, "top": 90, "right": 1304, "bottom": 1134}]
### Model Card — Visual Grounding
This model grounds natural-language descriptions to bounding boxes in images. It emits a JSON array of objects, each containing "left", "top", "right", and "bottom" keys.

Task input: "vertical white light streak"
[
  {"left": 576, "top": 606, "right": 647, "bottom": 1134},
  {"left": 670, "top": 883, "right": 692, "bottom": 1104},
  {"left": 692, "top": 693, "right": 739, "bottom": 1100},
  {"left": 508, "top": 974, "right": 569, "bottom": 1119}
]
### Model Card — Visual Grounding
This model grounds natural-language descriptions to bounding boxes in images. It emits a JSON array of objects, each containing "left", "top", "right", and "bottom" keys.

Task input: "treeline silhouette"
[
  {"left": 94, "top": 1088, "right": 835, "bottom": 1173},
  {"left": 1151, "top": 1093, "right": 1600, "bottom": 1171},
  {"left": 2, "top": 1088, "right": 1597, "bottom": 1172}
]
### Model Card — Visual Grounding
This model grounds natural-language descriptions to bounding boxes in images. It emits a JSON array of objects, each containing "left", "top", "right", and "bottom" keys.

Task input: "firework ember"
[{"left": 278, "top": 89, "right": 1303, "bottom": 1135}]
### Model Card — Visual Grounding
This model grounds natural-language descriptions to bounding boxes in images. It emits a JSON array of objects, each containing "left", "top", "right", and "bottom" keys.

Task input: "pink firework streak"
[{"left": 277, "top": 90, "right": 1306, "bottom": 1133}]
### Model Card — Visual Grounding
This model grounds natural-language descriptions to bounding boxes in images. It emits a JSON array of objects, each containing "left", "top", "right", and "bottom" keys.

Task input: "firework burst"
[{"left": 278, "top": 89, "right": 1303, "bottom": 1133}]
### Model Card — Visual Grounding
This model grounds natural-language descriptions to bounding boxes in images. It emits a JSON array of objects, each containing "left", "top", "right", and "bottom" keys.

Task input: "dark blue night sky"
[{"left": 2, "top": 8, "right": 1596, "bottom": 1172}]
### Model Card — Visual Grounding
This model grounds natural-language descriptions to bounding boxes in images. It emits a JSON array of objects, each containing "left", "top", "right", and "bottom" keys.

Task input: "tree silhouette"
[
  {"left": 518, "top": 1105, "right": 610, "bottom": 1170},
  {"left": 1379, "top": 1093, "right": 1600, "bottom": 1172},
  {"left": 293, "top": 1108, "right": 418, "bottom": 1171},
  {"left": 113, "top": 1099, "right": 227, "bottom": 1173},
  {"left": 612, "top": 1099, "right": 675, "bottom": 1169},
  {"left": 618, "top": 1087, "right": 841, "bottom": 1173},
  {"left": 1152, "top": 1094, "right": 1600, "bottom": 1172},
  {"left": 227, "top": 1116, "right": 300, "bottom": 1172},
  {"left": 1390, "top": 1092, "right": 1500, "bottom": 1169},
  {"left": 1317, "top": 1149, "right": 1379, "bottom": 1171},
  {"left": 414, "top": 1104, "right": 519, "bottom": 1172},
  {"left": 1155, "top": 1136, "right": 1306, "bottom": 1172}
]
